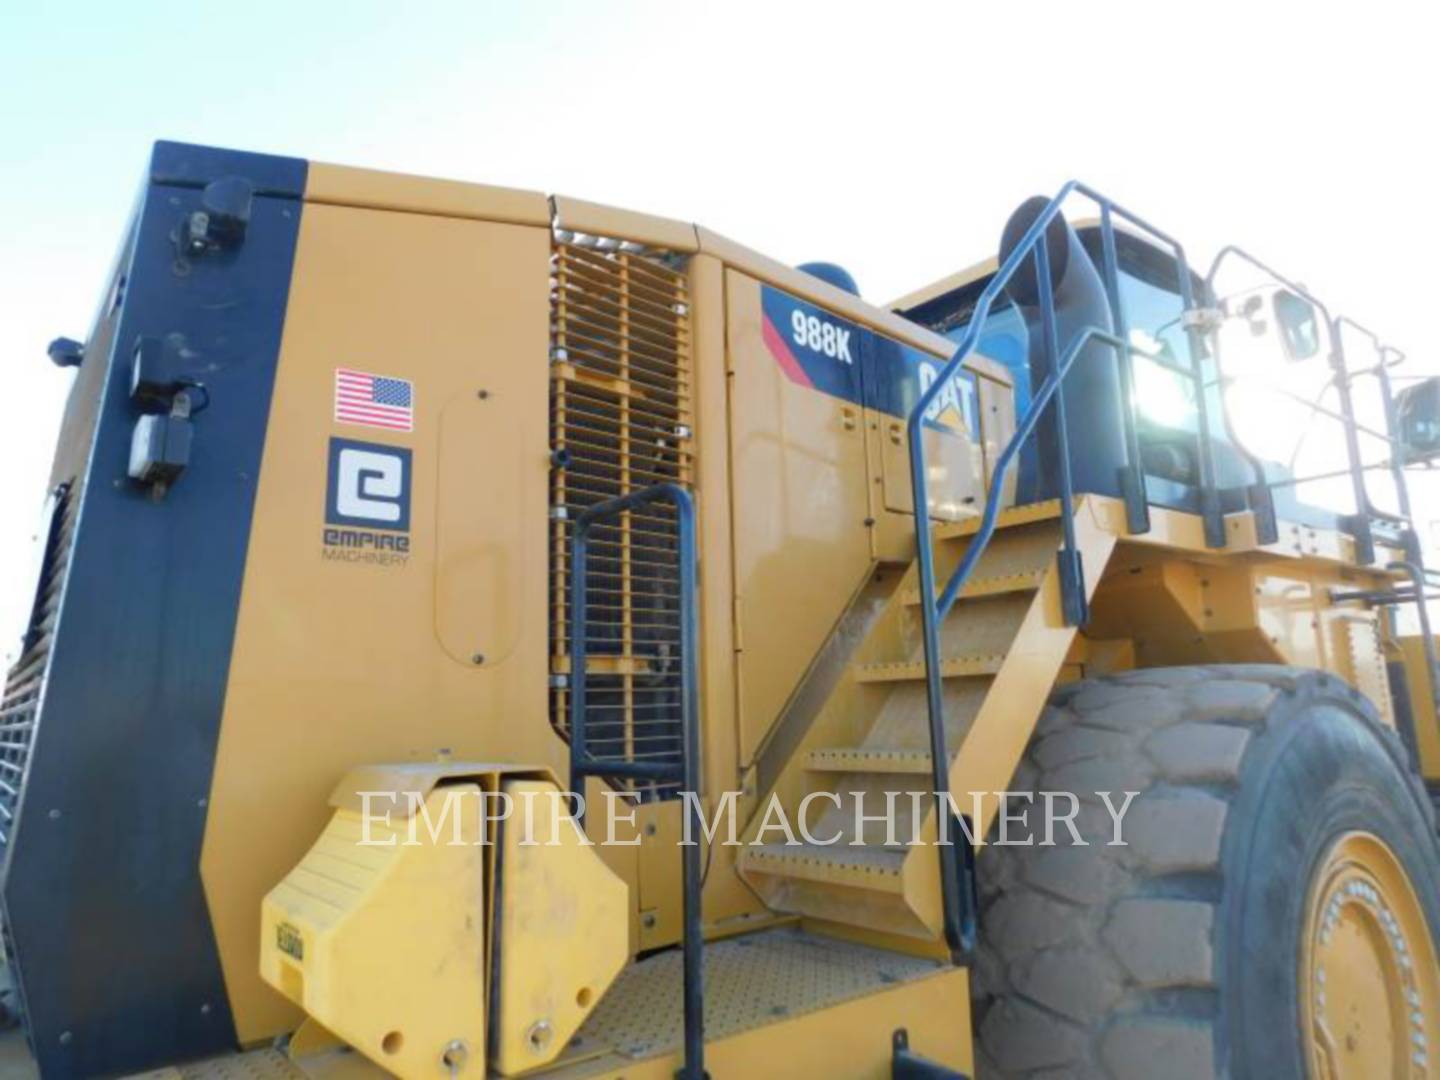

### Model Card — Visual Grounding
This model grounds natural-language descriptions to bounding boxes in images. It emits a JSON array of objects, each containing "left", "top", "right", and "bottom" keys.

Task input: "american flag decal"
[{"left": 334, "top": 368, "right": 414, "bottom": 432}]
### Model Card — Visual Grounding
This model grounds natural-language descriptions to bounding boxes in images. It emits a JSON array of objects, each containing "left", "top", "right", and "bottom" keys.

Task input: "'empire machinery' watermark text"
[{"left": 353, "top": 788, "right": 1139, "bottom": 848}]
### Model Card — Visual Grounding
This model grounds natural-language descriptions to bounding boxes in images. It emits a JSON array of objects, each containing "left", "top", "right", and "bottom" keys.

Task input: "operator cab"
[{"left": 893, "top": 217, "right": 1437, "bottom": 539}]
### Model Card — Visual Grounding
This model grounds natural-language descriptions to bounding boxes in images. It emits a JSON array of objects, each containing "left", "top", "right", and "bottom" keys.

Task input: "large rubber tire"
[{"left": 972, "top": 664, "right": 1440, "bottom": 1079}]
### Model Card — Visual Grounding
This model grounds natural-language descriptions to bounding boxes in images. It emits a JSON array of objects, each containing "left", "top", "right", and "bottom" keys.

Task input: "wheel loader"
[{"left": 2, "top": 140, "right": 1439, "bottom": 1079}]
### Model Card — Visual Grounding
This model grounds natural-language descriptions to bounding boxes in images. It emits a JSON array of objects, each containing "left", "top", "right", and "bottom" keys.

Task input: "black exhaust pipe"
[{"left": 999, "top": 197, "right": 1126, "bottom": 503}]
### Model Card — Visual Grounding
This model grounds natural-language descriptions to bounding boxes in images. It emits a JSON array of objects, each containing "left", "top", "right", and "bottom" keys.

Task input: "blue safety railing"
[
  {"left": 1204, "top": 257, "right": 1439, "bottom": 762},
  {"left": 1208, "top": 261, "right": 1439, "bottom": 759},
  {"left": 906, "top": 181, "right": 1236, "bottom": 960},
  {"left": 910, "top": 184, "right": 1435, "bottom": 958},
  {"left": 569, "top": 483, "right": 704, "bottom": 1080},
  {"left": 1205, "top": 248, "right": 1414, "bottom": 566}
]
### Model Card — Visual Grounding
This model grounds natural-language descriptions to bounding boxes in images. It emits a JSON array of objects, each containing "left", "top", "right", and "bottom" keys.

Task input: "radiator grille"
[
  {"left": 1, "top": 481, "right": 77, "bottom": 855},
  {"left": 549, "top": 238, "right": 693, "bottom": 799}
]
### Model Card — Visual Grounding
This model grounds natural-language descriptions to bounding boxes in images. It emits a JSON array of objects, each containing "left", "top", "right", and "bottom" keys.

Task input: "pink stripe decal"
[{"left": 761, "top": 314, "right": 814, "bottom": 388}]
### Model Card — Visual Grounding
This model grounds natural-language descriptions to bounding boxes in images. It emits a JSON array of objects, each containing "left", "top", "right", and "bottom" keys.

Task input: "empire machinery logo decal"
[{"left": 322, "top": 436, "right": 412, "bottom": 567}]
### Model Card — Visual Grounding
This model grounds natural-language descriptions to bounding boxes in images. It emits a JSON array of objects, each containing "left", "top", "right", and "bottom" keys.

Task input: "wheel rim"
[{"left": 1301, "top": 830, "right": 1440, "bottom": 1079}]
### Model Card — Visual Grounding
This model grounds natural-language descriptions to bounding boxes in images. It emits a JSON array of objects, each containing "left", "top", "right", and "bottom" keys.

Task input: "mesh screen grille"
[
  {"left": 1, "top": 481, "right": 77, "bottom": 855},
  {"left": 549, "top": 239, "right": 693, "bottom": 799}
]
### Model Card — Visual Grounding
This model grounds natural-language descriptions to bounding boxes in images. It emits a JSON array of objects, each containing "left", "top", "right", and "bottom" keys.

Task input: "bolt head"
[
  {"left": 442, "top": 1039, "right": 469, "bottom": 1069},
  {"left": 526, "top": 1020, "right": 553, "bottom": 1053}
]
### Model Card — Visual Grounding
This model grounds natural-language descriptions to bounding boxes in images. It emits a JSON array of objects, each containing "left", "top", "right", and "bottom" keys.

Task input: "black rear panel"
[{"left": 0, "top": 142, "right": 305, "bottom": 1077}]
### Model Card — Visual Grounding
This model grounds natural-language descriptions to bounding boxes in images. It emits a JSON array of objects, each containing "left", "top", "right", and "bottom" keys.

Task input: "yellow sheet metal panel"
[
  {"left": 1337, "top": 616, "right": 1394, "bottom": 726},
  {"left": 976, "top": 371, "right": 1017, "bottom": 506},
  {"left": 200, "top": 204, "right": 561, "bottom": 1043},
  {"left": 493, "top": 779, "right": 629, "bottom": 1075},
  {"left": 328, "top": 761, "right": 556, "bottom": 816},
  {"left": 434, "top": 388, "right": 534, "bottom": 666},
  {"left": 305, "top": 161, "right": 550, "bottom": 225},
  {"left": 260, "top": 783, "right": 487, "bottom": 1080},
  {"left": 1399, "top": 635, "right": 1440, "bottom": 780},
  {"left": 878, "top": 415, "right": 981, "bottom": 521},
  {"left": 551, "top": 196, "right": 700, "bottom": 252},
  {"left": 681, "top": 253, "right": 773, "bottom": 931},
  {"left": 724, "top": 270, "right": 875, "bottom": 767}
]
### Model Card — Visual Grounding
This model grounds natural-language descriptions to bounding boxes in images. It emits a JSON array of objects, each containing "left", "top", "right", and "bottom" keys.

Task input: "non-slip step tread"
[
  {"left": 854, "top": 654, "right": 1004, "bottom": 682},
  {"left": 805, "top": 747, "right": 934, "bottom": 774},
  {"left": 933, "top": 499, "right": 1062, "bottom": 539},
  {"left": 900, "top": 569, "right": 1046, "bottom": 605},
  {"left": 743, "top": 842, "right": 909, "bottom": 891}
]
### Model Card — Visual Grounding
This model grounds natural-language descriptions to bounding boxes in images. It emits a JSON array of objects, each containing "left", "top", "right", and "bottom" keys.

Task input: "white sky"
[{"left": 2, "top": 1, "right": 1438, "bottom": 656}]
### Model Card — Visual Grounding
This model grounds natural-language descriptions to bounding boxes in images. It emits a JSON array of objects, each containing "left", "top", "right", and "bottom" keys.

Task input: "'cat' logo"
[{"left": 918, "top": 360, "right": 976, "bottom": 432}]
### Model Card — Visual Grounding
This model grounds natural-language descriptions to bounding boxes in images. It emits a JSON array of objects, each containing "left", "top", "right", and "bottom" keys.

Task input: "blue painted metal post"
[
  {"left": 1035, "top": 233, "right": 1087, "bottom": 627},
  {"left": 568, "top": 483, "right": 704, "bottom": 1080},
  {"left": 569, "top": 518, "right": 591, "bottom": 825},
  {"left": 1173, "top": 255, "right": 1227, "bottom": 548},
  {"left": 1098, "top": 201, "right": 1150, "bottom": 536}
]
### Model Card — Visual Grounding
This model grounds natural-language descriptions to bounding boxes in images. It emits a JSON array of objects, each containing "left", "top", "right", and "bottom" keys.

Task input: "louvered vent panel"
[
  {"left": 549, "top": 240, "right": 693, "bottom": 799},
  {"left": 1, "top": 481, "right": 78, "bottom": 855}
]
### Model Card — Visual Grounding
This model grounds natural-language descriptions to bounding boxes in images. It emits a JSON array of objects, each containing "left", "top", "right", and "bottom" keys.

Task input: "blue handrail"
[
  {"left": 936, "top": 325, "right": 1156, "bottom": 622},
  {"left": 909, "top": 319, "right": 1161, "bottom": 959},
  {"left": 908, "top": 186, "right": 1427, "bottom": 959},
  {"left": 905, "top": 181, "right": 1194, "bottom": 959},
  {"left": 568, "top": 482, "right": 704, "bottom": 1080}
]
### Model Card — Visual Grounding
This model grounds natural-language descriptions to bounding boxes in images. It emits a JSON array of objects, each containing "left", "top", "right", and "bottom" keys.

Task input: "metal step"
[
  {"left": 932, "top": 499, "right": 1062, "bottom": 540},
  {"left": 805, "top": 748, "right": 933, "bottom": 775},
  {"left": 744, "top": 842, "right": 908, "bottom": 893},
  {"left": 854, "top": 654, "right": 1003, "bottom": 683},
  {"left": 898, "top": 569, "right": 1044, "bottom": 605},
  {"left": 737, "top": 512, "right": 1088, "bottom": 946}
]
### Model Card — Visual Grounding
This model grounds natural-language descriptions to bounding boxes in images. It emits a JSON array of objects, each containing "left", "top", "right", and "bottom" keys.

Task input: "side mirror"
[
  {"left": 1273, "top": 289, "right": 1321, "bottom": 361},
  {"left": 1397, "top": 377, "right": 1440, "bottom": 463}
]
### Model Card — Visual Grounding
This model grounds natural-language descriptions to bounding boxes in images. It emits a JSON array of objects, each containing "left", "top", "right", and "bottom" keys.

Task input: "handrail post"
[
  {"left": 567, "top": 483, "right": 704, "bottom": 1080},
  {"left": 674, "top": 491, "right": 704, "bottom": 1080},
  {"left": 1035, "top": 232, "right": 1087, "bottom": 626},
  {"left": 1175, "top": 258, "right": 1227, "bottom": 548},
  {"left": 1098, "top": 202, "right": 1150, "bottom": 537},
  {"left": 569, "top": 520, "right": 591, "bottom": 826},
  {"left": 909, "top": 324, "right": 1148, "bottom": 961},
  {"left": 1372, "top": 349, "right": 1415, "bottom": 524},
  {"left": 907, "top": 410, "right": 969, "bottom": 960},
  {"left": 903, "top": 180, "right": 1185, "bottom": 961},
  {"left": 1328, "top": 320, "right": 1378, "bottom": 565}
]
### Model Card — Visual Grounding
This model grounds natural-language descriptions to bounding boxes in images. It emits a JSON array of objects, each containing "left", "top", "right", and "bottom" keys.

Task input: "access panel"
[{"left": 726, "top": 273, "right": 873, "bottom": 766}]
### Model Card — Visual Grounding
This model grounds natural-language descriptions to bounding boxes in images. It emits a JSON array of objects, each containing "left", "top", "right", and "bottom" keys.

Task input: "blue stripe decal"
[{"left": 760, "top": 285, "right": 979, "bottom": 435}]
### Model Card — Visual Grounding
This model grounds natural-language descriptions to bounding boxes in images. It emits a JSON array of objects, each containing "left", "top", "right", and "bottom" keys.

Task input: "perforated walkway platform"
[
  {"left": 2, "top": 927, "right": 948, "bottom": 1078},
  {"left": 551, "top": 926, "right": 947, "bottom": 1073}
]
